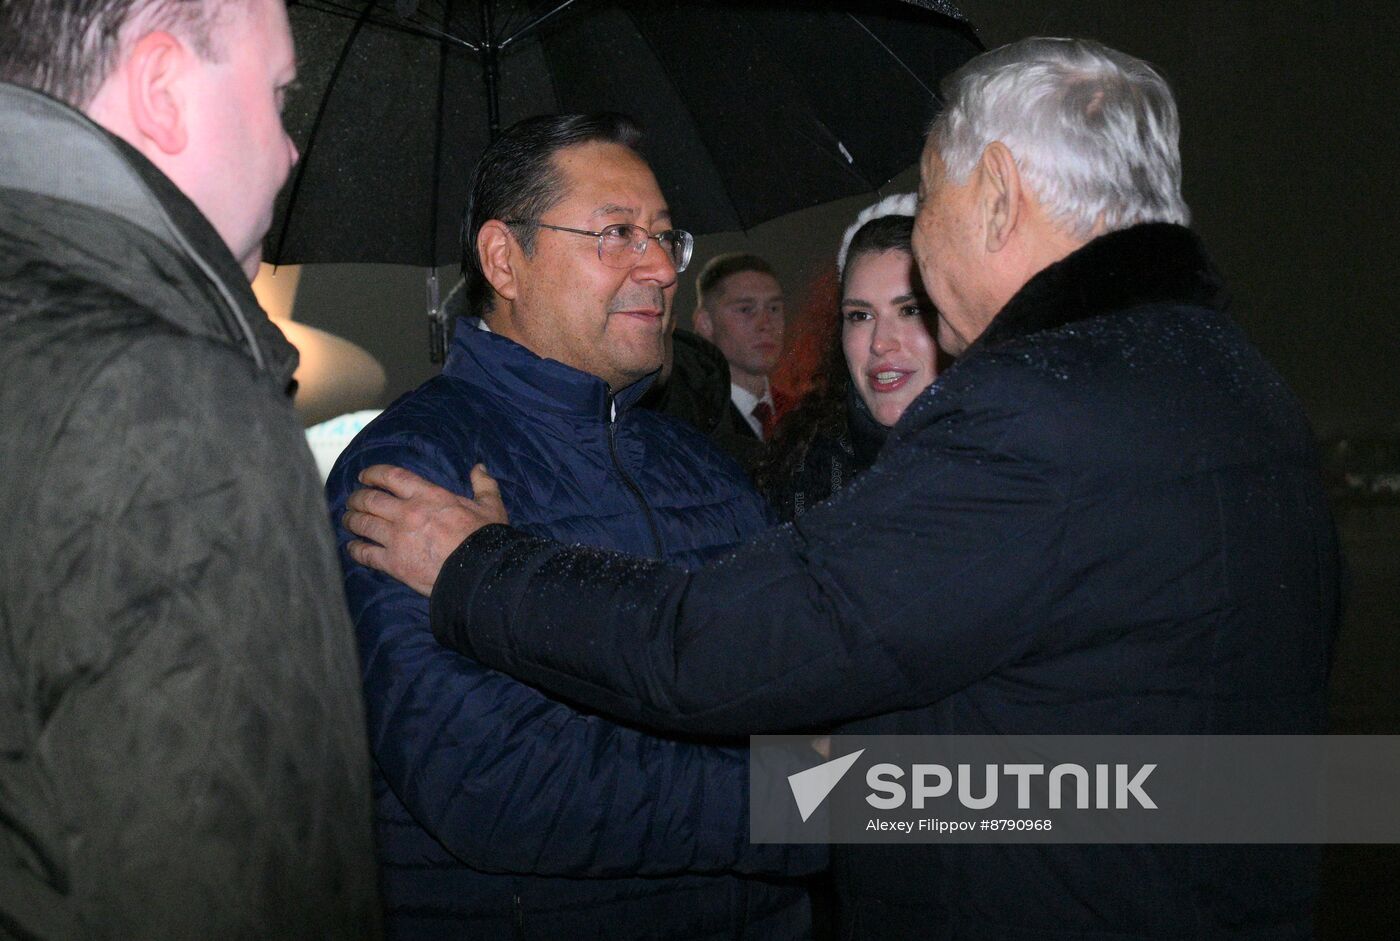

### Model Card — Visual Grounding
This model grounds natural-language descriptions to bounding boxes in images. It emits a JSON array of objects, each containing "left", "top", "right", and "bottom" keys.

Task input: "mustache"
[{"left": 607, "top": 290, "right": 668, "bottom": 314}]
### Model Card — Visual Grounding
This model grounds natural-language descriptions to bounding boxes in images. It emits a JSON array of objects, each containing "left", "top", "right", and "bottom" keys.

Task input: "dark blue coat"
[
  {"left": 430, "top": 225, "right": 1343, "bottom": 939},
  {"left": 325, "top": 323, "right": 816, "bottom": 939}
]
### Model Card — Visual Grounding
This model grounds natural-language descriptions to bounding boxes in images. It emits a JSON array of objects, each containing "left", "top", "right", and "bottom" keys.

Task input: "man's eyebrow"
[
  {"left": 592, "top": 203, "right": 637, "bottom": 218},
  {"left": 590, "top": 204, "right": 673, "bottom": 225},
  {"left": 725, "top": 292, "right": 783, "bottom": 305}
]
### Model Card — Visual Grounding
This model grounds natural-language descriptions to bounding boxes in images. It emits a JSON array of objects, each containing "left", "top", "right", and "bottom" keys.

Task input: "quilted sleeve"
[{"left": 326, "top": 423, "right": 820, "bottom": 878}]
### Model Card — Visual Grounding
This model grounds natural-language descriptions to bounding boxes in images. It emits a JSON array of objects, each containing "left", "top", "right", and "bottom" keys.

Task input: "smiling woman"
[
  {"left": 757, "top": 196, "right": 948, "bottom": 522},
  {"left": 840, "top": 245, "right": 941, "bottom": 428}
]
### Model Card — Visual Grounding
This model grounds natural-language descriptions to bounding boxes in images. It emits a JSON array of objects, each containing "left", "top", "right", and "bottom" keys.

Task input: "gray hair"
[
  {"left": 0, "top": 0, "right": 232, "bottom": 109},
  {"left": 930, "top": 37, "right": 1190, "bottom": 238}
]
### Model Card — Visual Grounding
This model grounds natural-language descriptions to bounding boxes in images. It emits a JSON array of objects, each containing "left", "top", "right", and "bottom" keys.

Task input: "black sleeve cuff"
[{"left": 428, "top": 523, "right": 521, "bottom": 657}]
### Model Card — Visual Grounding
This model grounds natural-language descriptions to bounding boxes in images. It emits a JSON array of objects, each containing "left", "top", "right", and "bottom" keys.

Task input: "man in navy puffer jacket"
[{"left": 326, "top": 113, "right": 818, "bottom": 939}]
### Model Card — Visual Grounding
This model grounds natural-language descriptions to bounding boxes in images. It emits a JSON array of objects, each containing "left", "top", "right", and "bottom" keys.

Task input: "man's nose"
[{"left": 632, "top": 237, "right": 677, "bottom": 286}]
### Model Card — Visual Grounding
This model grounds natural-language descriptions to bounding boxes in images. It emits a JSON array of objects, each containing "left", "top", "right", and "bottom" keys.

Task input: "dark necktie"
[{"left": 751, "top": 399, "right": 775, "bottom": 441}]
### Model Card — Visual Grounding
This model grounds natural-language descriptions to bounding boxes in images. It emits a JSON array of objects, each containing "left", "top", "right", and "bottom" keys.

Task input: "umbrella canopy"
[{"left": 268, "top": 0, "right": 980, "bottom": 268}]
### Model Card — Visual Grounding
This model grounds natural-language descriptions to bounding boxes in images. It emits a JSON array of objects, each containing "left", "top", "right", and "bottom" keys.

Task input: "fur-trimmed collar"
[{"left": 976, "top": 222, "right": 1228, "bottom": 350}]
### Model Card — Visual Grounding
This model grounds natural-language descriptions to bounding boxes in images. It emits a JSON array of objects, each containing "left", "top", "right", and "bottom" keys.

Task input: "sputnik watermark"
[
  {"left": 865, "top": 762, "right": 1156, "bottom": 810},
  {"left": 787, "top": 749, "right": 863, "bottom": 822},
  {"left": 752, "top": 735, "right": 1400, "bottom": 844}
]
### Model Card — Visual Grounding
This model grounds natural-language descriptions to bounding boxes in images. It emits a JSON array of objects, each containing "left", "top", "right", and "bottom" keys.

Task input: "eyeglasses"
[{"left": 507, "top": 220, "right": 694, "bottom": 274}]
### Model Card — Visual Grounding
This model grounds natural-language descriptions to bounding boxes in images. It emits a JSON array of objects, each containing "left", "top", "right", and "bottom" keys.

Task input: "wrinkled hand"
[{"left": 343, "top": 463, "right": 508, "bottom": 596}]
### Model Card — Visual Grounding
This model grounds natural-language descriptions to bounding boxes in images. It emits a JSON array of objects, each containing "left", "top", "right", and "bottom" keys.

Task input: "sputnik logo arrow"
[{"left": 788, "top": 749, "right": 865, "bottom": 822}]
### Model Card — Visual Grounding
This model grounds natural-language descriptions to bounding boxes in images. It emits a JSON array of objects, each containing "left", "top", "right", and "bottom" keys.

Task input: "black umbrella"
[{"left": 269, "top": 0, "right": 980, "bottom": 268}]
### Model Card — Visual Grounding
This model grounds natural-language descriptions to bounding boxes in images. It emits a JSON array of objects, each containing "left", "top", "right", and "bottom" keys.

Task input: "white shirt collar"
[
  {"left": 730, "top": 380, "right": 772, "bottom": 438},
  {"left": 729, "top": 380, "right": 771, "bottom": 415}
]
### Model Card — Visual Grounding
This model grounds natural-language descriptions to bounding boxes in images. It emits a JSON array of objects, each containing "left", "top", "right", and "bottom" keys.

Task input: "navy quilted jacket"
[{"left": 325, "top": 322, "right": 816, "bottom": 939}]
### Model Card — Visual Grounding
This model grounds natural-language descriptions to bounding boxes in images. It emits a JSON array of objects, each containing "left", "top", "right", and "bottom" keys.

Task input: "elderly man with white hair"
[{"left": 345, "top": 37, "right": 1339, "bottom": 939}]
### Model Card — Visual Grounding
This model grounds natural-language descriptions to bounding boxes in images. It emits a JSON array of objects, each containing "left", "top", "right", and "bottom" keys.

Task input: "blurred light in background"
[
  {"left": 252, "top": 263, "right": 387, "bottom": 426},
  {"left": 305, "top": 409, "right": 383, "bottom": 482}
]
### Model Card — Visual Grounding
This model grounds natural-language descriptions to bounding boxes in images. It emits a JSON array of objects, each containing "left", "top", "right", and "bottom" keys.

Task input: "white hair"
[
  {"left": 836, "top": 192, "right": 917, "bottom": 277},
  {"left": 930, "top": 37, "right": 1190, "bottom": 239}
]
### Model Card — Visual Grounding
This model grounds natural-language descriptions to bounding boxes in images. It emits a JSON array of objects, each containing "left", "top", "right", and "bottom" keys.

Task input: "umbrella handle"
[{"left": 427, "top": 268, "right": 446, "bottom": 364}]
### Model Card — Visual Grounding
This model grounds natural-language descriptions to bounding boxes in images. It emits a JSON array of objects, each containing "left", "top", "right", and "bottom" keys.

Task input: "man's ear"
[
  {"left": 124, "top": 31, "right": 191, "bottom": 155},
  {"left": 477, "top": 221, "right": 520, "bottom": 302},
  {"left": 693, "top": 305, "right": 713, "bottom": 340},
  {"left": 976, "top": 141, "right": 1024, "bottom": 254}
]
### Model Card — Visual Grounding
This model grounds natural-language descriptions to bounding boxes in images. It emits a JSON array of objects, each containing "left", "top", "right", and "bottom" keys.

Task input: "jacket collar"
[
  {"left": 974, "top": 222, "right": 1228, "bottom": 352},
  {"left": 443, "top": 307, "right": 656, "bottom": 422},
  {"left": 0, "top": 82, "right": 296, "bottom": 386}
]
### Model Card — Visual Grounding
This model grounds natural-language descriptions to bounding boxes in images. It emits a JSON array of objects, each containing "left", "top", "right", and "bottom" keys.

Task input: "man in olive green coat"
[{"left": 0, "top": 1, "right": 381, "bottom": 936}]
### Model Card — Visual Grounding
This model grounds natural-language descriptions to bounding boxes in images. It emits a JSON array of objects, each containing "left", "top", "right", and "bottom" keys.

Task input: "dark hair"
[
  {"left": 460, "top": 112, "right": 644, "bottom": 318},
  {"left": 755, "top": 214, "right": 916, "bottom": 495},
  {"left": 842, "top": 213, "right": 915, "bottom": 270},
  {"left": 695, "top": 253, "right": 776, "bottom": 311},
  {"left": 0, "top": 0, "right": 229, "bottom": 107}
]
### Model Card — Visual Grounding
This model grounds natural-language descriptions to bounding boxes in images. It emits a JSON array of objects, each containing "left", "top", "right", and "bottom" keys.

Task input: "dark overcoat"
[
  {"left": 431, "top": 223, "right": 1342, "bottom": 939},
  {"left": 0, "top": 83, "right": 380, "bottom": 939}
]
